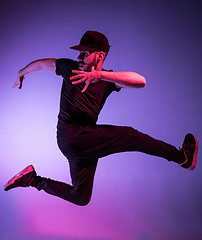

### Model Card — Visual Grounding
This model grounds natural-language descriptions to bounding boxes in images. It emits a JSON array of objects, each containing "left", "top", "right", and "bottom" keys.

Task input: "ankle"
[{"left": 30, "top": 176, "right": 42, "bottom": 188}]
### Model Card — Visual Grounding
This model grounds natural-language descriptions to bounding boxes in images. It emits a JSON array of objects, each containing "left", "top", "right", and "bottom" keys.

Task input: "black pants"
[{"left": 36, "top": 123, "right": 181, "bottom": 206}]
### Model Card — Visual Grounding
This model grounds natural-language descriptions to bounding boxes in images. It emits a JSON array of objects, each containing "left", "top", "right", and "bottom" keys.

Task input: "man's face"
[{"left": 77, "top": 51, "right": 97, "bottom": 71}]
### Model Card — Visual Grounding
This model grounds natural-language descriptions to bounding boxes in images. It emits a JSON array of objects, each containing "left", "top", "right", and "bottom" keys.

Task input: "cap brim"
[{"left": 70, "top": 45, "right": 98, "bottom": 52}]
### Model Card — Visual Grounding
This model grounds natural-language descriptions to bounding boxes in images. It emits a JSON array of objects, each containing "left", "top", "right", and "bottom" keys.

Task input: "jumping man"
[{"left": 4, "top": 31, "right": 198, "bottom": 206}]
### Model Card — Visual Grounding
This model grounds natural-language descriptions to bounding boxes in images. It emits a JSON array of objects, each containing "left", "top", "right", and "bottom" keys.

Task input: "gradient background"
[{"left": 1, "top": 0, "right": 202, "bottom": 240}]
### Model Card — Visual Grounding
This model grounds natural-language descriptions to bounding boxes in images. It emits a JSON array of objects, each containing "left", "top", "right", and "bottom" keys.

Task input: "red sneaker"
[
  {"left": 179, "top": 134, "right": 198, "bottom": 170},
  {"left": 4, "top": 165, "right": 36, "bottom": 191}
]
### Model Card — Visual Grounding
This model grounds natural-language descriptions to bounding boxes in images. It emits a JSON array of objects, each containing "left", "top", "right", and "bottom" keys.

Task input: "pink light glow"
[{"left": 1, "top": 1, "right": 202, "bottom": 240}]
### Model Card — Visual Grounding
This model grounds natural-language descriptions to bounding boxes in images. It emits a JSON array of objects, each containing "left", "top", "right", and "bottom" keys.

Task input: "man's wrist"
[{"left": 96, "top": 71, "right": 101, "bottom": 81}]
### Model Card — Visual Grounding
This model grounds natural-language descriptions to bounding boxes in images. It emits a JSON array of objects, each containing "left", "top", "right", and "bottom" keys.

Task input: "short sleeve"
[
  {"left": 114, "top": 84, "right": 121, "bottom": 92},
  {"left": 55, "top": 58, "right": 78, "bottom": 78}
]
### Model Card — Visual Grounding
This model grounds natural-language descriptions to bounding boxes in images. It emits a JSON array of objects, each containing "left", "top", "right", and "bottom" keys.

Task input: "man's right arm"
[{"left": 13, "top": 58, "right": 57, "bottom": 89}]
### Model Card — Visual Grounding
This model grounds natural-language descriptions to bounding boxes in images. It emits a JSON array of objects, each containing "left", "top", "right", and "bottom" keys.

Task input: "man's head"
[
  {"left": 70, "top": 30, "right": 110, "bottom": 53},
  {"left": 70, "top": 31, "right": 110, "bottom": 71}
]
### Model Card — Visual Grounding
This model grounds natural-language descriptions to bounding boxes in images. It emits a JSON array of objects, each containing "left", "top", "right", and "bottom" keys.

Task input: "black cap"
[{"left": 70, "top": 31, "right": 110, "bottom": 53}]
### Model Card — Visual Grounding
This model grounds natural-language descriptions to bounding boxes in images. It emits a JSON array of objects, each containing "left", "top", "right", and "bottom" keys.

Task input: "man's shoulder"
[
  {"left": 56, "top": 58, "right": 79, "bottom": 76},
  {"left": 56, "top": 58, "right": 78, "bottom": 66}
]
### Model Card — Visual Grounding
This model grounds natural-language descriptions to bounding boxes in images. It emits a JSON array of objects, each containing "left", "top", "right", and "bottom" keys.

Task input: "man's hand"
[
  {"left": 13, "top": 71, "right": 25, "bottom": 89},
  {"left": 70, "top": 66, "right": 101, "bottom": 93}
]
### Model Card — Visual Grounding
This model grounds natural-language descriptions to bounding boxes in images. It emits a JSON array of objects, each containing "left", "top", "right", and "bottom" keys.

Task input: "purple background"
[{"left": 1, "top": 0, "right": 202, "bottom": 240}]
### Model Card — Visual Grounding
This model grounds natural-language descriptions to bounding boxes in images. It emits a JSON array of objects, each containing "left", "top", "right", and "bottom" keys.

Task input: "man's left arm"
[
  {"left": 70, "top": 69, "right": 146, "bottom": 92},
  {"left": 98, "top": 71, "right": 146, "bottom": 89}
]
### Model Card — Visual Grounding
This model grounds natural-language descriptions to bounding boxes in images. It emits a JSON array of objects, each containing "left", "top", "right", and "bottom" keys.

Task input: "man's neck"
[{"left": 96, "top": 61, "right": 103, "bottom": 71}]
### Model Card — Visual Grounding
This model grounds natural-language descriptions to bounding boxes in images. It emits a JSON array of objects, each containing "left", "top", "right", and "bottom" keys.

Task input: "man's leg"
[
  {"left": 4, "top": 158, "right": 98, "bottom": 206},
  {"left": 96, "top": 126, "right": 198, "bottom": 169},
  {"left": 4, "top": 124, "right": 197, "bottom": 205},
  {"left": 96, "top": 126, "right": 197, "bottom": 169},
  {"left": 57, "top": 124, "right": 198, "bottom": 169},
  {"left": 35, "top": 158, "right": 98, "bottom": 206}
]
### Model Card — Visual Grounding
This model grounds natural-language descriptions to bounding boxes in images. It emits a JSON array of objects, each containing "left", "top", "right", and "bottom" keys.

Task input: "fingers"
[
  {"left": 82, "top": 79, "right": 90, "bottom": 93},
  {"left": 70, "top": 69, "right": 97, "bottom": 93},
  {"left": 71, "top": 76, "right": 91, "bottom": 92},
  {"left": 72, "top": 76, "right": 87, "bottom": 85},
  {"left": 12, "top": 81, "right": 19, "bottom": 88},
  {"left": 70, "top": 72, "right": 91, "bottom": 92},
  {"left": 72, "top": 70, "right": 84, "bottom": 75},
  {"left": 70, "top": 74, "right": 86, "bottom": 81},
  {"left": 13, "top": 75, "right": 24, "bottom": 89}
]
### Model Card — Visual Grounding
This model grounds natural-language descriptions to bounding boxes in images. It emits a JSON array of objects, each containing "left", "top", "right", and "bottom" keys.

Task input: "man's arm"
[
  {"left": 13, "top": 58, "right": 57, "bottom": 89},
  {"left": 99, "top": 71, "right": 146, "bottom": 88},
  {"left": 70, "top": 69, "right": 146, "bottom": 92}
]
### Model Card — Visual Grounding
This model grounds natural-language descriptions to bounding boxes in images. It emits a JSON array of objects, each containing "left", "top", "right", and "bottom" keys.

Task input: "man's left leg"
[{"left": 4, "top": 158, "right": 98, "bottom": 206}]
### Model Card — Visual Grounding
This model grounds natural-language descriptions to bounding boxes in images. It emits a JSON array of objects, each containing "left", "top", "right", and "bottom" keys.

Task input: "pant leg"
[
  {"left": 98, "top": 126, "right": 182, "bottom": 162},
  {"left": 57, "top": 124, "right": 182, "bottom": 163},
  {"left": 33, "top": 124, "right": 182, "bottom": 205},
  {"left": 34, "top": 158, "right": 98, "bottom": 206}
]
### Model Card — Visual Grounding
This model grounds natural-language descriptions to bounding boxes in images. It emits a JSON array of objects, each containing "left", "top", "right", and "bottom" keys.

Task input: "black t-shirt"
[{"left": 56, "top": 58, "right": 120, "bottom": 125}]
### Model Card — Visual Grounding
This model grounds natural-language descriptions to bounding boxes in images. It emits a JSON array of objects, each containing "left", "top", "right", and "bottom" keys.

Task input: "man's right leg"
[
  {"left": 58, "top": 124, "right": 198, "bottom": 170},
  {"left": 4, "top": 158, "right": 98, "bottom": 206}
]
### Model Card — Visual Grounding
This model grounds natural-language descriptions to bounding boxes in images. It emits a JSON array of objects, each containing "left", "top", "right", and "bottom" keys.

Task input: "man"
[{"left": 4, "top": 31, "right": 198, "bottom": 206}]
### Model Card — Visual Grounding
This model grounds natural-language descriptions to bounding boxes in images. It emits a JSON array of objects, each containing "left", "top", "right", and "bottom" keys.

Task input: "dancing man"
[{"left": 4, "top": 31, "right": 198, "bottom": 206}]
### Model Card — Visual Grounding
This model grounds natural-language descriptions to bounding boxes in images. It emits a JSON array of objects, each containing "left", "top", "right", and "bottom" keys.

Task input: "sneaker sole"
[
  {"left": 189, "top": 134, "right": 198, "bottom": 170},
  {"left": 4, "top": 165, "right": 34, "bottom": 191}
]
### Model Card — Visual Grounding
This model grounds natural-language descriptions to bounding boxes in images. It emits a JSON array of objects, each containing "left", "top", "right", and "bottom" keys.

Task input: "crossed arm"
[{"left": 13, "top": 58, "right": 146, "bottom": 91}]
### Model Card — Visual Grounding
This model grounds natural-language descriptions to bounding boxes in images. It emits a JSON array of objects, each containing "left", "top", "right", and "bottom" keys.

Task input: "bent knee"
[{"left": 76, "top": 196, "right": 91, "bottom": 206}]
